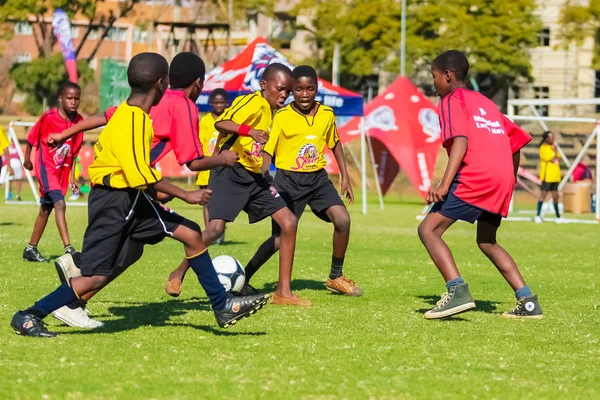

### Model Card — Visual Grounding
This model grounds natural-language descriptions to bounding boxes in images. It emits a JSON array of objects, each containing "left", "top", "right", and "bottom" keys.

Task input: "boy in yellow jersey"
[
  {"left": 166, "top": 63, "right": 307, "bottom": 306},
  {"left": 10, "top": 53, "right": 269, "bottom": 338},
  {"left": 197, "top": 88, "right": 228, "bottom": 244},
  {"left": 246, "top": 65, "right": 362, "bottom": 296},
  {"left": 535, "top": 131, "right": 562, "bottom": 223}
]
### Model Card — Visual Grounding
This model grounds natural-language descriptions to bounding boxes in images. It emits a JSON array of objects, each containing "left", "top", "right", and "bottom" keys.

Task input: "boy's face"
[
  {"left": 190, "top": 77, "right": 205, "bottom": 102},
  {"left": 260, "top": 71, "right": 292, "bottom": 109},
  {"left": 431, "top": 66, "right": 452, "bottom": 98},
  {"left": 292, "top": 76, "right": 317, "bottom": 111},
  {"left": 153, "top": 75, "right": 169, "bottom": 106},
  {"left": 210, "top": 94, "right": 227, "bottom": 115},
  {"left": 59, "top": 88, "right": 81, "bottom": 114}
]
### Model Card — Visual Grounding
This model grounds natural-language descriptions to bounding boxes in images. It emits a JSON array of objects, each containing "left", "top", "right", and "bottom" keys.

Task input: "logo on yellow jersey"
[
  {"left": 291, "top": 143, "right": 318, "bottom": 171},
  {"left": 207, "top": 137, "right": 218, "bottom": 155},
  {"left": 244, "top": 142, "right": 263, "bottom": 158}
]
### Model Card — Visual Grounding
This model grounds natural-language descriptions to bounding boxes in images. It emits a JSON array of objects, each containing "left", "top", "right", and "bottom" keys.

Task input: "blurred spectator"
[{"left": 535, "top": 131, "right": 562, "bottom": 223}]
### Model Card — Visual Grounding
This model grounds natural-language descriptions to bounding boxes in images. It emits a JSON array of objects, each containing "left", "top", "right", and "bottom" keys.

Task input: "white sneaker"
[
  {"left": 54, "top": 253, "right": 81, "bottom": 283},
  {"left": 52, "top": 306, "right": 104, "bottom": 328},
  {"left": 533, "top": 216, "right": 543, "bottom": 224},
  {"left": 556, "top": 217, "right": 566, "bottom": 224}
]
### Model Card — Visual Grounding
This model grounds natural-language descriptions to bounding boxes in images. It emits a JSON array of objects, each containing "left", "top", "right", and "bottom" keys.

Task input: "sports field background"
[{"left": 1, "top": 193, "right": 599, "bottom": 399}]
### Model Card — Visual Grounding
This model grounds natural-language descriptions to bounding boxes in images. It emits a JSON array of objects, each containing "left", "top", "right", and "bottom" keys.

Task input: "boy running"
[
  {"left": 245, "top": 65, "right": 362, "bottom": 297},
  {"left": 196, "top": 88, "right": 228, "bottom": 244},
  {"left": 11, "top": 53, "right": 269, "bottom": 338},
  {"left": 165, "top": 64, "right": 306, "bottom": 306},
  {"left": 22, "top": 82, "right": 83, "bottom": 262},
  {"left": 417, "top": 50, "right": 543, "bottom": 320}
]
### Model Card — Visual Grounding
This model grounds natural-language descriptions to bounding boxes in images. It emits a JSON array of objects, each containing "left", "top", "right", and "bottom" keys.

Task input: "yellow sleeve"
[
  {"left": 539, "top": 145, "right": 555, "bottom": 162},
  {"left": 263, "top": 115, "right": 281, "bottom": 156},
  {"left": 217, "top": 95, "right": 262, "bottom": 126},
  {"left": 0, "top": 126, "right": 9, "bottom": 153},
  {"left": 117, "top": 113, "right": 162, "bottom": 188},
  {"left": 325, "top": 116, "right": 340, "bottom": 150}
]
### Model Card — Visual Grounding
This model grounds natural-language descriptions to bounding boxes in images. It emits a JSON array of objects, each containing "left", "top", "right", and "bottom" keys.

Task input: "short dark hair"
[
  {"left": 432, "top": 50, "right": 470, "bottom": 82},
  {"left": 209, "top": 88, "right": 228, "bottom": 102},
  {"left": 169, "top": 52, "right": 206, "bottom": 89},
  {"left": 58, "top": 81, "right": 81, "bottom": 97},
  {"left": 261, "top": 63, "right": 292, "bottom": 82},
  {"left": 292, "top": 65, "right": 318, "bottom": 83},
  {"left": 127, "top": 52, "right": 169, "bottom": 92}
]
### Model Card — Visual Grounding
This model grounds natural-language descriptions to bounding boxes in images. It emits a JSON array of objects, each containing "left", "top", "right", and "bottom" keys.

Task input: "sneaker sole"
[
  {"left": 51, "top": 310, "right": 104, "bottom": 329},
  {"left": 501, "top": 313, "right": 544, "bottom": 320},
  {"left": 424, "top": 302, "right": 476, "bottom": 319},
  {"left": 54, "top": 256, "right": 80, "bottom": 283},
  {"left": 220, "top": 296, "right": 269, "bottom": 328}
]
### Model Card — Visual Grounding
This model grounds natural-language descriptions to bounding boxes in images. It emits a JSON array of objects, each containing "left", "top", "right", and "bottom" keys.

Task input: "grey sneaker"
[
  {"left": 424, "top": 283, "right": 476, "bottom": 319},
  {"left": 502, "top": 295, "right": 544, "bottom": 319},
  {"left": 52, "top": 305, "right": 104, "bottom": 328}
]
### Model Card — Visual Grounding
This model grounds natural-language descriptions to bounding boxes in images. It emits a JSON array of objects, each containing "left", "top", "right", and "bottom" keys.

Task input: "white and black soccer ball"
[{"left": 212, "top": 255, "right": 246, "bottom": 293}]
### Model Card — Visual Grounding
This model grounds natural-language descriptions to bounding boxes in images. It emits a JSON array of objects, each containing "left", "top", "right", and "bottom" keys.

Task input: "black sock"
[
  {"left": 553, "top": 203, "right": 561, "bottom": 218},
  {"left": 245, "top": 236, "right": 278, "bottom": 282},
  {"left": 27, "top": 282, "right": 78, "bottom": 318},
  {"left": 329, "top": 256, "right": 344, "bottom": 280},
  {"left": 536, "top": 201, "right": 543, "bottom": 216}
]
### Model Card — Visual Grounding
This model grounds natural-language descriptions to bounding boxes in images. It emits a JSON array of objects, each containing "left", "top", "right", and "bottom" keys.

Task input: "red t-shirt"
[
  {"left": 26, "top": 108, "right": 83, "bottom": 195},
  {"left": 104, "top": 89, "right": 204, "bottom": 166},
  {"left": 438, "top": 88, "right": 531, "bottom": 217}
]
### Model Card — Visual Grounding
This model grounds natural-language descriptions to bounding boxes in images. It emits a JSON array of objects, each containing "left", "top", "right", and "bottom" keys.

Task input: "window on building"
[
  {"left": 538, "top": 27, "right": 550, "bottom": 47},
  {"left": 534, "top": 86, "right": 550, "bottom": 116},
  {"left": 14, "top": 22, "right": 33, "bottom": 35},
  {"left": 132, "top": 28, "right": 148, "bottom": 44},
  {"left": 89, "top": 58, "right": 98, "bottom": 70},
  {"left": 14, "top": 53, "right": 32, "bottom": 63},
  {"left": 87, "top": 29, "right": 98, "bottom": 40},
  {"left": 70, "top": 26, "right": 79, "bottom": 39},
  {"left": 107, "top": 27, "right": 127, "bottom": 42}
]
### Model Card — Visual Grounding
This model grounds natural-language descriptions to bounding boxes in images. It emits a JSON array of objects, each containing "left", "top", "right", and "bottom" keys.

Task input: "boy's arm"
[
  {"left": 428, "top": 137, "right": 468, "bottom": 204},
  {"left": 513, "top": 150, "right": 521, "bottom": 179},
  {"left": 332, "top": 143, "right": 354, "bottom": 204},
  {"left": 23, "top": 142, "right": 33, "bottom": 170},
  {"left": 152, "top": 179, "right": 211, "bottom": 205},
  {"left": 214, "top": 120, "right": 269, "bottom": 144},
  {"left": 70, "top": 166, "right": 79, "bottom": 192},
  {"left": 49, "top": 113, "right": 108, "bottom": 147},
  {"left": 187, "top": 150, "right": 238, "bottom": 171},
  {"left": 3, "top": 148, "right": 13, "bottom": 176}
]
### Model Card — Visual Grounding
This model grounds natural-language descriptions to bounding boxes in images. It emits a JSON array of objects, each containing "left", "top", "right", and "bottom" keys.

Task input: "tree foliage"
[
  {"left": 294, "top": 0, "right": 541, "bottom": 91},
  {"left": 10, "top": 53, "right": 94, "bottom": 115},
  {"left": 557, "top": 0, "right": 600, "bottom": 69}
]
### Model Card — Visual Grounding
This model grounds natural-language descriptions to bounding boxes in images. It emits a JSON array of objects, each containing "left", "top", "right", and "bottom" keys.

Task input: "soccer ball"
[{"left": 212, "top": 255, "right": 246, "bottom": 293}]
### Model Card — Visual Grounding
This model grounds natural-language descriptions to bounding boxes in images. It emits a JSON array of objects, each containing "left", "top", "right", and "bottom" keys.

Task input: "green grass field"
[{"left": 1, "top": 197, "right": 599, "bottom": 399}]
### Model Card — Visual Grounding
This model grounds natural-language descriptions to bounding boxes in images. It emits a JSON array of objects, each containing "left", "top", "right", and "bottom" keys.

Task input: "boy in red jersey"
[
  {"left": 418, "top": 50, "right": 543, "bottom": 320},
  {"left": 22, "top": 82, "right": 83, "bottom": 262}
]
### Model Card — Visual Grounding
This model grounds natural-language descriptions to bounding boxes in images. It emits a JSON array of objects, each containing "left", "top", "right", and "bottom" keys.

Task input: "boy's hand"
[
  {"left": 70, "top": 175, "right": 80, "bottom": 193},
  {"left": 427, "top": 184, "right": 449, "bottom": 204},
  {"left": 341, "top": 178, "right": 354, "bottom": 205},
  {"left": 249, "top": 129, "right": 269, "bottom": 144},
  {"left": 48, "top": 134, "right": 64, "bottom": 148},
  {"left": 182, "top": 189, "right": 212, "bottom": 205},
  {"left": 218, "top": 150, "right": 238, "bottom": 167},
  {"left": 23, "top": 160, "right": 33, "bottom": 170},
  {"left": 7, "top": 164, "right": 14, "bottom": 177}
]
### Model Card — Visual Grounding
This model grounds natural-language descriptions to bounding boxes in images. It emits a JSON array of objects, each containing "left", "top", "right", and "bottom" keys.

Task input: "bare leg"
[
  {"left": 29, "top": 205, "right": 52, "bottom": 246},
  {"left": 325, "top": 206, "right": 351, "bottom": 259},
  {"left": 270, "top": 207, "right": 298, "bottom": 298},
  {"left": 417, "top": 212, "right": 458, "bottom": 282},
  {"left": 53, "top": 200, "right": 71, "bottom": 247}
]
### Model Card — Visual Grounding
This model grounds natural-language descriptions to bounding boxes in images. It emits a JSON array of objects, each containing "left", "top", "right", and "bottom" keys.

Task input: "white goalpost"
[
  {"left": 507, "top": 98, "right": 600, "bottom": 224},
  {"left": 5, "top": 121, "right": 87, "bottom": 206}
]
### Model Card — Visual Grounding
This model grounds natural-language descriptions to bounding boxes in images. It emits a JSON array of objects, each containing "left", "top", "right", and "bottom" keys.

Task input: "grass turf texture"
[{"left": 1, "top": 198, "right": 599, "bottom": 399}]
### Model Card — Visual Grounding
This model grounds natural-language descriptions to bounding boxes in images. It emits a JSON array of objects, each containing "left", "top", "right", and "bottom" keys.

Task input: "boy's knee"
[
  {"left": 279, "top": 214, "right": 298, "bottom": 234},
  {"left": 54, "top": 200, "right": 66, "bottom": 212},
  {"left": 477, "top": 241, "right": 496, "bottom": 254},
  {"left": 333, "top": 213, "right": 351, "bottom": 232},
  {"left": 417, "top": 223, "right": 430, "bottom": 242}
]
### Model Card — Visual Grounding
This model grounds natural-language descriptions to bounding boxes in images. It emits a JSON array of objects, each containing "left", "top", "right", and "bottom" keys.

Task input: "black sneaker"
[
  {"left": 23, "top": 246, "right": 49, "bottom": 262},
  {"left": 214, "top": 293, "right": 269, "bottom": 328},
  {"left": 502, "top": 295, "right": 544, "bottom": 319},
  {"left": 11, "top": 311, "right": 57, "bottom": 338},
  {"left": 232, "top": 283, "right": 259, "bottom": 297},
  {"left": 64, "top": 246, "right": 77, "bottom": 256}
]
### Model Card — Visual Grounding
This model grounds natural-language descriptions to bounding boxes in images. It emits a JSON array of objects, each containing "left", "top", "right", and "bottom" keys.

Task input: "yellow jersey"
[
  {"left": 263, "top": 103, "right": 339, "bottom": 172},
  {"left": 0, "top": 125, "right": 9, "bottom": 153},
  {"left": 539, "top": 143, "right": 561, "bottom": 183},
  {"left": 196, "top": 113, "right": 220, "bottom": 186},
  {"left": 89, "top": 102, "right": 162, "bottom": 189},
  {"left": 216, "top": 91, "right": 272, "bottom": 173}
]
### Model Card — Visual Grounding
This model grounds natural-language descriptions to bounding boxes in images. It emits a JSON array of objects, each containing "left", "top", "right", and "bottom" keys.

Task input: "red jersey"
[
  {"left": 104, "top": 89, "right": 204, "bottom": 166},
  {"left": 438, "top": 88, "right": 531, "bottom": 217},
  {"left": 26, "top": 108, "right": 83, "bottom": 196}
]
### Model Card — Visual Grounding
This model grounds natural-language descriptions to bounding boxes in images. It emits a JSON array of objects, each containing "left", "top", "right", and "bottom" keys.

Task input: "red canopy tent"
[{"left": 338, "top": 77, "right": 442, "bottom": 200}]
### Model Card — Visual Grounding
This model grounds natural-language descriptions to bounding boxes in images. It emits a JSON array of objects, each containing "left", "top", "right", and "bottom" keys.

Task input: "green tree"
[
  {"left": 557, "top": 0, "right": 600, "bottom": 69},
  {"left": 10, "top": 53, "right": 94, "bottom": 115}
]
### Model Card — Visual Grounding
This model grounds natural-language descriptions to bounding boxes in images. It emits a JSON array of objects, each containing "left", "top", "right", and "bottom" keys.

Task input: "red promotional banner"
[{"left": 338, "top": 77, "right": 441, "bottom": 199}]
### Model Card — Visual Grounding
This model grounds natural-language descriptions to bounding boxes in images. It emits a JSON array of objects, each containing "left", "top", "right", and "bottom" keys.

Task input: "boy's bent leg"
[
  {"left": 23, "top": 203, "right": 52, "bottom": 262},
  {"left": 476, "top": 213, "right": 544, "bottom": 319},
  {"left": 53, "top": 197, "right": 73, "bottom": 251}
]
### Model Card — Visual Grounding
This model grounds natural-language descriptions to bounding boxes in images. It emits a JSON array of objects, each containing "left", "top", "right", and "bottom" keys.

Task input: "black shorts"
[
  {"left": 40, "top": 190, "right": 64, "bottom": 209},
  {"left": 540, "top": 181, "right": 559, "bottom": 191},
  {"left": 272, "top": 169, "right": 345, "bottom": 235},
  {"left": 207, "top": 163, "right": 286, "bottom": 224},
  {"left": 79, "top": 185, "right": 197, "bottom": 276},
  {"left": 430, "top": 183, "right": 502, "bottom": 227}
]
